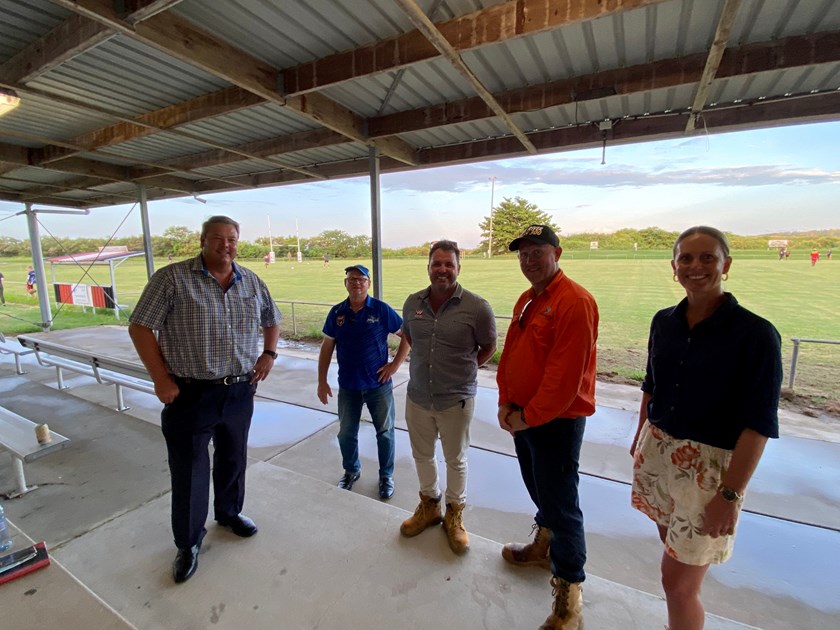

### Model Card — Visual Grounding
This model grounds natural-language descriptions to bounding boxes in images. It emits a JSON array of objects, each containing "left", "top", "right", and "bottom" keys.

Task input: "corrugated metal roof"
[{"left": 0, "top": 0, "right": 837, "bottom": 208}]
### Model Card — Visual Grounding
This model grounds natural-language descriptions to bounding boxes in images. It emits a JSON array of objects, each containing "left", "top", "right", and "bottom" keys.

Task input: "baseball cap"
[
  {"left": 508, "top": 225, "right": 560, "bottom": 251},
  {"left": 344, "top": 264, "right": 370, "bottom": 278}
]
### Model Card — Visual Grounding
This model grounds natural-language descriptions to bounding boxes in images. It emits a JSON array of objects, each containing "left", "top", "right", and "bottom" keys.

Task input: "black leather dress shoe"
[
  {"left": 217, "top": 513, "right": 258, "bottom": 537},
  {"left": 173, "top": 529, "right": 206, "bottom": 583},
  {"left": 338, "top": 471, "right": 361, "bottom": 490},
  {"left": 379, "top": 476, "right": 395, "bottom": 500}
]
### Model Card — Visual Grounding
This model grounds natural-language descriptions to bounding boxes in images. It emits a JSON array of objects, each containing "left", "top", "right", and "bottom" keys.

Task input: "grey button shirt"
[{"left": 402, "top": 283, "right": 496, "bottom": 410}]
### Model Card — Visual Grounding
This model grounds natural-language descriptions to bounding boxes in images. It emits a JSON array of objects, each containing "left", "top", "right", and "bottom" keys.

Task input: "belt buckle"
[{"left": 223, "top": 375, "right": 234, "bottom": 385}]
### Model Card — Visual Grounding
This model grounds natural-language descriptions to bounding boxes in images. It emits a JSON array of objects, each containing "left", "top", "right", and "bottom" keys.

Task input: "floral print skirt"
[{"left": 631, "top": 421, "right": 736, "bottom": 566}]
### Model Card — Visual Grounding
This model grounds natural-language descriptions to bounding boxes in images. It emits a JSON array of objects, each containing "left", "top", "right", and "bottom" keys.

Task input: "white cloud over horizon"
[{"left": 2, "top": 121, "right": 839, "bottom": 249}]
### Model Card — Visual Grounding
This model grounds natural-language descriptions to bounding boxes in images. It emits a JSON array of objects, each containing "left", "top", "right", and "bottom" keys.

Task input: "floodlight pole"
[
  {"left": 24, "top": 203, "right": 53, "bottom": 331},
  {"left": 487, "top": 176, "right": 496, "bottom": 258}
]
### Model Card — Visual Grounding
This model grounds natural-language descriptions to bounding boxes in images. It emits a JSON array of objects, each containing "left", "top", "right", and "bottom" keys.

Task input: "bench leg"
[
  {"left": 7, "top": 457, "right": 37, "bottom": 498},
  {"left": 115, "top": 384, "right": 130, "bottom": 412},
  {"left": 56, "top": 366, "right": 69, "bottom": 390},
  {"left": 14, "top": 355, "right": 28, "bottom": 375}
]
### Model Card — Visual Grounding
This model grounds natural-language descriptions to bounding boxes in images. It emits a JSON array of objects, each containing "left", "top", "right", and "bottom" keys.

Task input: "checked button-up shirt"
[{"left": 130, "top": 255, "right": 280, "bottom": 379}]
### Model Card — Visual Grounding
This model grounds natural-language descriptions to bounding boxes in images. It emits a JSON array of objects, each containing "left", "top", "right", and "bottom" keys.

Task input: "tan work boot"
[
  {"left": 502, "top": 522, "right": 552, "bottom": 569},
  {"left": 538, "top": 576, "right": 583, "bottom": 630},
  {"left": 443, "top": 501, "right": 470, "bottom": 554},
  {"left": 400, "top": 492, "right": 443, "bottom": 537}
]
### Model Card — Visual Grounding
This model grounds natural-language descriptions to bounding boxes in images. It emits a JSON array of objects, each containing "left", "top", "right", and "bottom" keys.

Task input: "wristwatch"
[
  {"left": 262, "top": 350, "right": 278, "bottom": 359},
  {"left": 718, "top": 485, "right": 743, "bottom": 503}
]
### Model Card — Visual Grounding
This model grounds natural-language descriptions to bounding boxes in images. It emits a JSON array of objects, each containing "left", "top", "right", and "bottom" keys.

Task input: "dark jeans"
[
  {"left": 513, "top": 416, "right": 587, "bottom": 584},
  {"left": 337, "top": 382, "right": 395, "bottom": 478},
  {"left": 161, "top": 380, "right": 255, "bottom": 549}
]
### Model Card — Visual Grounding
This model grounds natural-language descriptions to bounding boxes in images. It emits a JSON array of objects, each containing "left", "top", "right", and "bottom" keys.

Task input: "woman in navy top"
[{"left": 630, "top": 226, "right": 782, "bottom": 630}]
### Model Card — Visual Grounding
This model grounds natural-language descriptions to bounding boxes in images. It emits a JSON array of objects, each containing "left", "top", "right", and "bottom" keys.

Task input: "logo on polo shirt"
[
  {"left": 414, "top": 309, "right": 424, "bottom": 318},
  {"left": 366, "top": 315, "right": 379, "bottom": 324},
  {"left": 336, "top": 315, "right": 345, "bottom": 327}
]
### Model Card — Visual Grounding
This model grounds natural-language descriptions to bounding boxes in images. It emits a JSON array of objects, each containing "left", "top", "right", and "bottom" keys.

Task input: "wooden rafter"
[
  {"left": 283, "top": 0, "right": 671, "bottom": 96},
  {"left": 686, "top": 0, "right": 743, "bottom": 132},
  {"left": 47, "top": 0, "right": 418, "bottom": 166},
  {"left": 394, "top": 0, "right": 536, "bottom": 154}
]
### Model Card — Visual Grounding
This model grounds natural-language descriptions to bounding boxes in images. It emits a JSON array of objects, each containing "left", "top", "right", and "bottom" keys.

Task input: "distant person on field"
[
  {"left": 399, "top": 240, "right": 496, "bottom": 555},
  {"left": 778, "top": 247, "right": 785, "bottom": 261},
  {"left": 496, "top": 224, "right": 599, "bottom": 630},
  {"left": 168, "top": 254, "right": 174, "bottom": 263},
  {"left": 323, "top": 253, "right": 330, "bottom": 267},
  {"left": 317, "top": 264, "right": 409, "bottom": 500},
  {"left": 25, "top": 266, "right": 36, "bottom": 296},
  {"left": 129, "top": 215, "right": 280, "bottom": 584},
  {"left": 827, "top": 249, "right": 833, "bottom": 261},
  {"left": 0, "top": 271, "right": 5, "bottom": 305},
  {"left": 287, "top": 251, "right": 292, "bottom": 262},
  {"left": 785, "top": 249, "right": 790, "bottom": 259},
  {"left": 630, "top": 226, "right": 782, "bottom": 630},
  {"left": 810, "top": 248, "right": 820, "bottom": 266},
  {"left": 263, "top": 253, "right": 271, "bottom": 268}
]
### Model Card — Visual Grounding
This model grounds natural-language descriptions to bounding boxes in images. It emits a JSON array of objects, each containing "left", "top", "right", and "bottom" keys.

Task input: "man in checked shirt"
[{"left": 129, "top": 215, "right": 280, "bottom": 584}]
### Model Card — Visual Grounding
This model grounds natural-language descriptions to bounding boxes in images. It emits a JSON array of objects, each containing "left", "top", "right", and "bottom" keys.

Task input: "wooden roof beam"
[
  {"left": 394, "top": 0, "right": 536, "bottom": 154},
  {"left": 368, "top": 31, "right": 840, "bottom": 138},
  {"left": 0, "top": 13, "right": 113, "bottom": 84},
  {"left": 49, "top": 0, "right": 418, "bottom": 166},
  {"left": 686, "top": 0, "right": 743, "bottom": 132},
  {"left": 283, "top": 0, "right": 671, "bottom": 96}
]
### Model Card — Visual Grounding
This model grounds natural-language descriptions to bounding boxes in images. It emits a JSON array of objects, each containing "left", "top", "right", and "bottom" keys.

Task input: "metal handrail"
[{"left": 788, "top": 337, "right": 840, "bottom": 389}]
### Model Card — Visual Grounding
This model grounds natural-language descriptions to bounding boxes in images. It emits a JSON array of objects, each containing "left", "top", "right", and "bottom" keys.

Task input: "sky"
[{"left": 2, "top": 120, "right": 839, "bottom": 249}]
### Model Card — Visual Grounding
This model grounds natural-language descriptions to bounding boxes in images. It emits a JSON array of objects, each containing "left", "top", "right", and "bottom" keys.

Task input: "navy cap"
[
  {"left": 508, "top": 224, "right": 560, "bottom": 251},
  {"left": 344, "top": 264, "right": 370, "bottom": 278}
]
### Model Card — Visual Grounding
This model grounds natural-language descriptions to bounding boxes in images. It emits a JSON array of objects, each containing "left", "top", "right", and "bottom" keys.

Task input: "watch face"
[{"left": 720, "top": 487, "right": 739, "bottom": 502}]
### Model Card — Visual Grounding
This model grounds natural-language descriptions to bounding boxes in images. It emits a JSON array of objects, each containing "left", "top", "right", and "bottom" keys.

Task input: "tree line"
[{"left": 1, "top": 196, "right": 836, "bottom": 258}]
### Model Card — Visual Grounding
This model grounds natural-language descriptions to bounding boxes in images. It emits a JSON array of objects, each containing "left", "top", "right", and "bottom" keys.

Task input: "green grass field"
[{"left": 1, "top": 252, "right": 838, "bottom": 407}]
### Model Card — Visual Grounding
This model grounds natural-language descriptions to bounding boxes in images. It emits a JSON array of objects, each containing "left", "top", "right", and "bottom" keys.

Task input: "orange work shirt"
[{"left": 497, "top": 269, "right": 598, "bottom": 426}]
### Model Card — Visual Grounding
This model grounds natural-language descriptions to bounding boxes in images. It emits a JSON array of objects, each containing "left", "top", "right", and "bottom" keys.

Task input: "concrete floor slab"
[
  {"left": 51, "top": 462, "right": 754, "bottom": 630},
  {"left": 0, "top": 377, "right": 170, "bottom": 547}
]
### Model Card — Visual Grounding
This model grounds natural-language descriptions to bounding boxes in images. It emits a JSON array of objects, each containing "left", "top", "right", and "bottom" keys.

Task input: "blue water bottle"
[{"left": 0, "top": 502, "right": 12, "bottom": 552}]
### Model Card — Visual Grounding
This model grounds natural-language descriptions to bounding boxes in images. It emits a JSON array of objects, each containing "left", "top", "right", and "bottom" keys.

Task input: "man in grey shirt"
[{"left": 399, "top": 240, "right": 496, "bottom": 554}]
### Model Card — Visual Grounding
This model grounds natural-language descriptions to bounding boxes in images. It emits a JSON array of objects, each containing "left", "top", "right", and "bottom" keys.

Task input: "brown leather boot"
[
  {"left": 400, "top": 492, "right": 443, "bottom": 537},
  {"left": 538, "top": 576, "right": 583, "bottom": 630},
  {"left": 443, "top": 501, "right": 470, "bottom": 554},
  {"left": 502, "top": 523, "right": 551, "bottom": 569}
]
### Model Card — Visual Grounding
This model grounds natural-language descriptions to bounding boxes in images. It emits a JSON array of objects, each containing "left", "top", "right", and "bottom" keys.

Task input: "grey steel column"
[
  {"left": 368, "top": 146, "right": 383, "bottom": 299},
  {"left": 138, "top": 184, "right": 155, "bottom": 279},
  {"left": 24, "top": 203, "right": 53, "bottom": 331}
]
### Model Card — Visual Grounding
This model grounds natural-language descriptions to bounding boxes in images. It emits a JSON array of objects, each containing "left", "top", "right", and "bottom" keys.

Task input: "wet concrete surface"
[{"left": 3, "top": 327, "right": 840, "bottom": 628}]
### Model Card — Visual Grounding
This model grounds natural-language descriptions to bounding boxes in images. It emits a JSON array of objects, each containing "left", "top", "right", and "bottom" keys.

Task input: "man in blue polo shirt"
[{"left": 317, "top": 264, "right": 410, "bottom": 500}]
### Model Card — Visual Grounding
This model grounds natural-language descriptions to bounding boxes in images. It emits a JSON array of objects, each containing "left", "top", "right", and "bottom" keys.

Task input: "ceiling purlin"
[
  {"left": 686, "top": 0, "right": 743, "bottom": 132},
  {"left": 367, "top": 31, "right": 840, "bottom": 138},
  {"left": 394, "top": 0, "right": 536, "bottom": 154},
  {"left": 282, "top": 0, "right": 672, "bottom": 96},
  {"left": 47, "top": 0, "right": 418, "bottom": 166}
]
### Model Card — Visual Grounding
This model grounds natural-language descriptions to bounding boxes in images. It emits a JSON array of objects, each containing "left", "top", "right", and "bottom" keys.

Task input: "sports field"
[{"left": 1, "top": 252, "right": 838, "bottom": 409}]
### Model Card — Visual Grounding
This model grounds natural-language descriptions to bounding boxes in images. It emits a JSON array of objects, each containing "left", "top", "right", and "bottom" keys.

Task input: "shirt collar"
[
  {"left": 196, "top": 255, "right": 243, "bottom": 284},
  {"left": 672, "top": 292, "right": 738, "bottom": 328},
  {"left": 529, "top": 268, "right": 565, "bottom": 299},
  {"left": 421, "top": 282, "right": 464, "bottom": 302},
  {"left": 338, "top": 295, "right": 373, "bottom": 312}
]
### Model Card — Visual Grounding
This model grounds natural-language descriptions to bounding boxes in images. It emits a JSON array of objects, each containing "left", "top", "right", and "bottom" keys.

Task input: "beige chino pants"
[{"left": 405, "top": 396, "right": 474, "bottom": 505}]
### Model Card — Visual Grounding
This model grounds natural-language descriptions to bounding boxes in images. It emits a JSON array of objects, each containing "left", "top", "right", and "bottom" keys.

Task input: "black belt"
[{"left": 173, "top": 373, "right": 253, "bottom": 386}]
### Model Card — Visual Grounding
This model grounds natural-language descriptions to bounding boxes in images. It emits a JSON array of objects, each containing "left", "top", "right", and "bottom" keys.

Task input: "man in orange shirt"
[{"left": 496, "top": 224, "right": 599, "bottom": 630}]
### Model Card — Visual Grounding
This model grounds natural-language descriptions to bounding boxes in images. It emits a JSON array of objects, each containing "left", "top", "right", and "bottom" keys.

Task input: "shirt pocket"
[{"left": 229, "top": 293, "right": 260, "bottom": 337}]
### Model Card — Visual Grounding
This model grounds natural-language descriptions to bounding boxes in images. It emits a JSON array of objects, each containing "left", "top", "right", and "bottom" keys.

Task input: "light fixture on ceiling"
[
  {"left": 193, "top": 195, "right": 208, "bottom": 204},
  {"left": 0, "top": 88, "right": 21, "bottom": 116}
]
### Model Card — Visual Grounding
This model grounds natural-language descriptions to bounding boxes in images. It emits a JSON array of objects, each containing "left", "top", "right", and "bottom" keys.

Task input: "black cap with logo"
[{"left": 508, "top": 225, "right": 560, "bottom": 251}]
